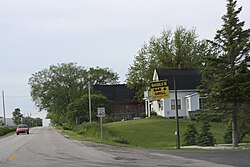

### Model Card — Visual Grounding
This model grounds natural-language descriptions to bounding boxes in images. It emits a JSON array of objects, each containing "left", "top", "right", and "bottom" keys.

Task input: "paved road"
[{"left": 0, "top": 127, "right": 248, "bottom": 167}]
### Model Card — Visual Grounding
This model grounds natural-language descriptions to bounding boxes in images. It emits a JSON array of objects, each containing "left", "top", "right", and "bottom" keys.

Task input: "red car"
[{"left": 16, "top": 124, "right": 29, "bottom": 135}]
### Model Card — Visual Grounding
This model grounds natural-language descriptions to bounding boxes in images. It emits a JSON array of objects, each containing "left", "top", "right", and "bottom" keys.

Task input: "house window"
[
  {"left": 199, "top": 97, "right": 207, "bottom": 110},
  {"left": 171, "top": 99, "right": 181, "bottom": 110}
]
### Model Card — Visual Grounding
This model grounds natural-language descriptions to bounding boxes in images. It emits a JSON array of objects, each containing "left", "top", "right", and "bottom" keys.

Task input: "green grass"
[
  {"left": 59, "top": 118, "right": 250, "bottom": 149},
  {"left": 104, "top": 118, "right": 227, "bottom": 149}
]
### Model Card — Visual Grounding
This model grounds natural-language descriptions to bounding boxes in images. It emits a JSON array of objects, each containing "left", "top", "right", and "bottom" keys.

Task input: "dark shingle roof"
[
  {"left": 93, "top": 84, "right": 136, "bottom": 103},
  {"left": 155, "top": 69, "right": 201, "bottom": 90}
]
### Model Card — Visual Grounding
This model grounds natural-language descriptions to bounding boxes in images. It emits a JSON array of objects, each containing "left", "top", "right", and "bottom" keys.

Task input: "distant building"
[
  {"left": 144, "top": 68, "right": 204, "bottom": 119},
  {"left": 94, "top": 84, "right": 144, "bottom": 120},
  {"left": 0, "top": 117, "right": 15, "bottom": 126},
  {"left": 6, "top": 118, "right": 15, "bottom": 126}
]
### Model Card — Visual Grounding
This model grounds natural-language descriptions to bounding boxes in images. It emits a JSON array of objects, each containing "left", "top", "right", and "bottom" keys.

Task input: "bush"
[
  {"left": 72, "top": 122, "right": 100, "bottom": 137},
  {"left": 139, "top": 112, "right": 146, "bottom": 118},
  {"left": 0, "top": 127, "right": 16, "bottom": 136},
  {"left": 150, "top": 111, "right": 157, "bottom": 116},
  {"left": 224, "top": 125, "right": 232, "bottom": 144},
  {"left": 197, "top": 122, "right": 216, "bottom": 146},
  {"left": 194, "top": 110, "right": 224, "bottom": 122},
  {"left": 62, "top": 123, "right": 74, "bottom": 130},
  {"left": 183, "top": 124, "right": 198, "bottom": 146}
]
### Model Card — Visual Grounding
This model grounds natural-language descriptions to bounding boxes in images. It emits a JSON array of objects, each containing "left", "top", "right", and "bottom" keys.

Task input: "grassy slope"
[
  {"left": 61, "top": 118, "right": 250, "bottom": 149},
  {"left": 104, "top": 118, "right": 226, "bottom": 149}
]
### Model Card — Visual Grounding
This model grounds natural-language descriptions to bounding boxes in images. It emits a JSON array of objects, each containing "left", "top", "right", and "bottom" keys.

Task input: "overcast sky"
[{"left": 0, "top": 0, "right": 249, "bottom": 120}]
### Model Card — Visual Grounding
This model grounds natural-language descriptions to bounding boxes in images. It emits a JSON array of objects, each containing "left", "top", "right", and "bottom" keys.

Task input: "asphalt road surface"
[{"left": 0, "top": 127, "right": 249, "bottom": 167}]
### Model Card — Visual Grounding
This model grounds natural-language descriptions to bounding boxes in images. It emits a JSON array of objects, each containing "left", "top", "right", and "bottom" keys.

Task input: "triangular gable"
[{"left": 152, "top": 69, "right": 159, "bottom": 81}]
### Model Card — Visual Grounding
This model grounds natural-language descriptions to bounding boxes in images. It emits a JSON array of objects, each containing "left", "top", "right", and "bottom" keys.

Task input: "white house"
[{"left": 144, "top": 68, "right": 206, "bottom": 119}]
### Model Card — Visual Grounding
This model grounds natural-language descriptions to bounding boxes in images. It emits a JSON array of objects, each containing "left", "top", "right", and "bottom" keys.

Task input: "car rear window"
[{"left": 18, "top": 125, "right": 28, "bottom": 128}]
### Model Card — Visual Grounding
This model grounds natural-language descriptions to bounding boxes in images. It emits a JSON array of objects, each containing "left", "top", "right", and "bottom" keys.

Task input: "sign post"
[
  {"left": 173, "top": 76, "right": 180, "bottom": 149},
  {"left": 150, "top": 80, "right": 181, "bottom": 149},
  {"left": 97, "top": 108, "right": 105, "bottom": 140}
]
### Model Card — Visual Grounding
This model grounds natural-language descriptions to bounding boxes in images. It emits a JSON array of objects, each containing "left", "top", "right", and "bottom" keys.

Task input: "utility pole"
[
  {"left": 2, "top": 91, "right": 6, "bottom": 126},
  {"left": 88, "top": 76, "right": 92, "bottom": 122},
  {"left": 174, "top": 76, "right": 180, "bottom": 149}
]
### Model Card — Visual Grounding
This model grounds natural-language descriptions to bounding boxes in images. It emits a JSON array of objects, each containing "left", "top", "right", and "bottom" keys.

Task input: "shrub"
[
  {"left": 183, "top": 124, "right": 198, "bottom": 146},
  {"left": 197, "top": 122, "right": 216, "bottom": 146},
  {"left": 139, "top": 112, "right": 146, "bottom": 118},
  {"left": 194, "top": 110, "right": 224, "bottom": 122},
  {"left": 62, "top": 123, "right": 74, "bottom": 130},
  {"left": 224, "top": 125, "right": 232, "bottom": 144},
  {"left": 150, "top": 112, "right": 157, "bottom": 116},
  {"left": 0, "top": 127, "right": 16, "bottom": 136},
  {"left": 72, "top": 122, "right": 100, "bottom": 137}
]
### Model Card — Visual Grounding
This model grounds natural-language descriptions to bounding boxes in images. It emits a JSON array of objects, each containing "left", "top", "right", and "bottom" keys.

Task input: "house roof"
[
  {"left": 155, "top": 69, "right": 201, "bottom": 90},
  {"left": 93, "top": 84, "right": 136, "bottom": 103}
]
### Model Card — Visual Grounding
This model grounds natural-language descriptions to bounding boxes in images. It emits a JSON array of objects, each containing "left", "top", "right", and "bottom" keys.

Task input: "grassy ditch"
[{"left": 60, "top": 118, "right": 250, "bottom": 149}]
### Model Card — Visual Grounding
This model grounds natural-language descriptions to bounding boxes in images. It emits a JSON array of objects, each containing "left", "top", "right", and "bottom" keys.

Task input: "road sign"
[
  {"left": 97, "top": 107, "right": 105, "bottom": 140},
  {"left": 97, "top": 107, "right": 105, "bottom": 117},
  {"left": 150, "top": 80, "right": 170, "bottom": 100}
]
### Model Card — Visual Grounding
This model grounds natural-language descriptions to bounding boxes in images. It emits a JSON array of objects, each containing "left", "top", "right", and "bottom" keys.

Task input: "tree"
[
  {"left": 183, "top": 124, "right": 198, "bottom": 146},
  {"left": 34, "top": 118, "right": 43, "bottom": 126},
  {"left": 197, "top": 122, "right": 216, "bottom": 146},
  {"left": 126, "top": 26, "right": 209, "bottom": 101},
  {"left": 22, "top": 116, "right": 33, "bottom": 127},
  {"left": 66, "top": 94, "right": 113, "bottom": 124},
  {"left": 12, "top": 108, "right": 23, "bottom": 125},
  {"left": 29, "top": 63, "right": 88, "bottom": 122},
  {"left": 88, "top": 67, "right": 119, "bottom": 86},
  {"left": 199, "top": 0, "right": 250, "bottom": 147},
  {"left": 29, "top": 63, "right": 119, "bottom": 125}
]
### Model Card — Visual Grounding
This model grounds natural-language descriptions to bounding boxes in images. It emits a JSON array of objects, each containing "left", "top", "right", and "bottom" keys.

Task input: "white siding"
[
  {"left": 144, "top": 91, "right": 201, "bottom": 118},
  {"left": 190, "top": 94, "right": 200, "bottom": 111}
]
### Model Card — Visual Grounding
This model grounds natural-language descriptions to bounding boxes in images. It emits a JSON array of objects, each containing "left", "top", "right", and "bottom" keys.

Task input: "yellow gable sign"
[{"left": 150, "top": 80, "right": 170, "bottom": 100}]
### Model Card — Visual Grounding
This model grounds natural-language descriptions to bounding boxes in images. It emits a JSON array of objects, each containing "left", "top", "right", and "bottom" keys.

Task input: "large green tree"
[
  {"left": 126, "top": 26, "right": 209, "bottom": 100},
  {"left": 66, "top": 94, "right": 112, "bottom": 124},
  {"left": 29, "top": 63, "right": 119, "bottom": 124},
  {"left": 199, "top": 0, "right": 250, "bottom": 147},
  {"left": 29, "top": 63, "right": 87, "bottom": 117},
  {"left": 12, "top": 108, "right": 23, "bottom": 125}
]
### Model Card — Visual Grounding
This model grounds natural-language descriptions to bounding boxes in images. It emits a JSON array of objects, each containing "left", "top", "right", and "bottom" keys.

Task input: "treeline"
[
  {"left": 28, "top": 64, "right": 118, "bottom": 126},
  {"left": 12, "top": 108, "right": 43, "bottom": 127}
]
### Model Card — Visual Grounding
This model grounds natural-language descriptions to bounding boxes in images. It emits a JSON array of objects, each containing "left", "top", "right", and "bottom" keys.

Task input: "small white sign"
[{"left": 97, "top": 107, "right": 105, "bottom": 117}]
